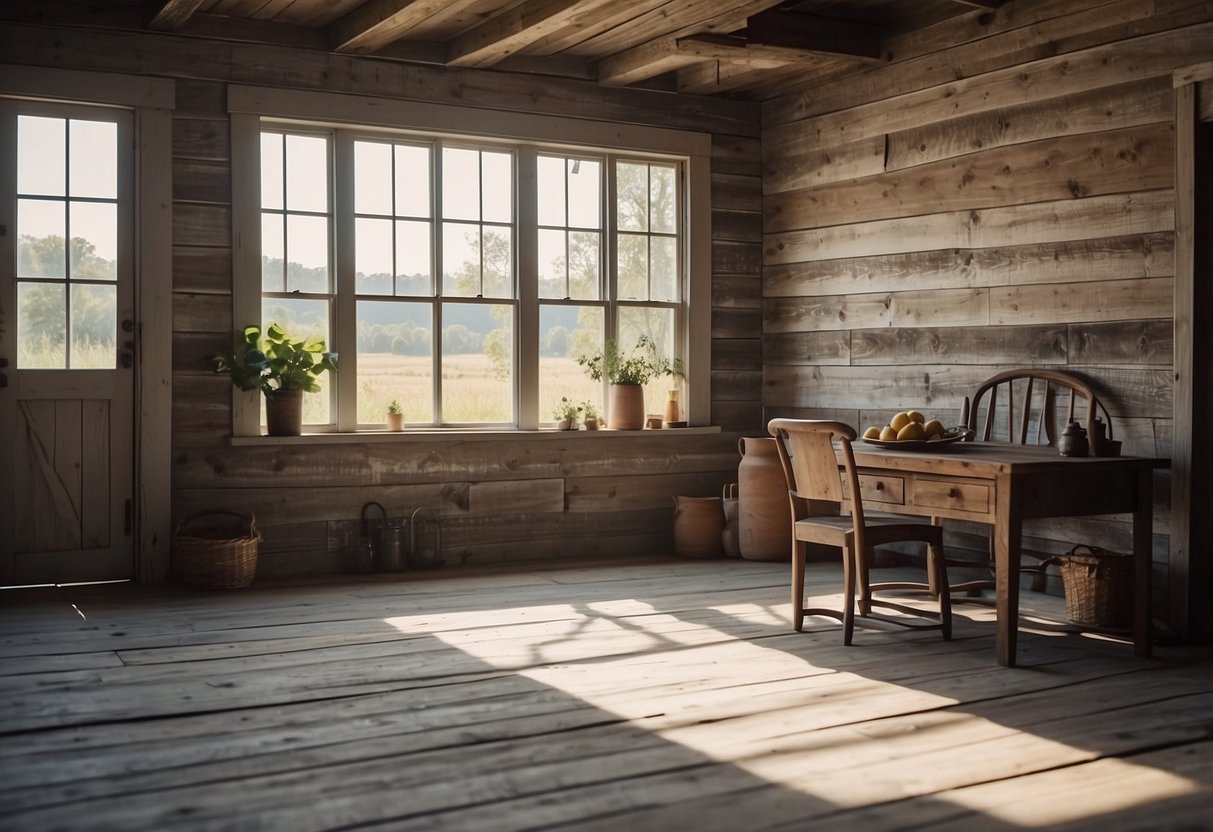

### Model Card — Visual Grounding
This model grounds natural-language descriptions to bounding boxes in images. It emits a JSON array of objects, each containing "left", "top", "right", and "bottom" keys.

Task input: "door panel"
[{"left": 1, "top": 100, "right": 134, "bottom": 585}]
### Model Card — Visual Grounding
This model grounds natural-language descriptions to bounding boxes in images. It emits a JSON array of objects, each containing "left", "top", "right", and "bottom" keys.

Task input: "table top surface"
[{"left": 847, "top": 441, "right": 1169, "bottom": 476}]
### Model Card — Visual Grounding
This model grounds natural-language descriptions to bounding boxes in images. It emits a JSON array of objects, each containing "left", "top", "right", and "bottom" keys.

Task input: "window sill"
[{"left": 229, "top": 425, "right": 722, "bottom": 446}]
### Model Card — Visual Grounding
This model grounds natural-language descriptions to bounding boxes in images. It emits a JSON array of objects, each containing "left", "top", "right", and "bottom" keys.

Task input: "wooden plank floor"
[{"left": 1, "top": 557, "right": 1210, "bottom": 831}]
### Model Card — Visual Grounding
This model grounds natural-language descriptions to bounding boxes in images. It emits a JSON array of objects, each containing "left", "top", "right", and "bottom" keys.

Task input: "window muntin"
[
  {"left": 16, "top": 114, "right": 120, "bottom": 369},
  {"left": 250, "top": 122, "right": 686, "bottom": 432},
  {"left": 259, "top": 130, "right": 334, "bottom": 426}
]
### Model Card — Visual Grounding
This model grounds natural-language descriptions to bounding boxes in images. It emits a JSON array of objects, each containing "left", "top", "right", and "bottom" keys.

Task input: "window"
[{"left": 229, "top": 88, "right": 709, "bottom": 434}]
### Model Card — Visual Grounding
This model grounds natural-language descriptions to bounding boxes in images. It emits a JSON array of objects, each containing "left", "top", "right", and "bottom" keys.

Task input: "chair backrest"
[
  {"left": 964, "top": 369, "right": 1112, "bottom": 446},
  {"left": 767, "top": 418, "right": 866, "bottom": 526}
]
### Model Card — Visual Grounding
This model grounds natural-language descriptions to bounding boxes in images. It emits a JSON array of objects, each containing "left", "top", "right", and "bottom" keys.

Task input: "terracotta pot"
[
  {"left": 673, "top": 496, "right": 725, "bottom": 558},
  {"left": 737, "top": 437, "right": 791, "bottom": 561},
  {"left": 608, "top": 384, "right": 645, "bottom": 430},
  {"left": 265, "top": 389, "right": 303, "bottom": 436},
  {"left": 386, "top": 413, "right": 404, "bottom": 431},
  {"left": 583, "top": 417, "right": 599, "bottom": 431}
]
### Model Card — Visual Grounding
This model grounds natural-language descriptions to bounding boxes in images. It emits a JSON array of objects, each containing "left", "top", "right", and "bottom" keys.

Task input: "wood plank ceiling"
[{"left": 130, "top": 0, "right": 1002, "bottom": 98}]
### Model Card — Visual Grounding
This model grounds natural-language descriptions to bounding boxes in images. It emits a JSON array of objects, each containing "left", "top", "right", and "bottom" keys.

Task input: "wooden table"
[{"left": 845, "top": 442, "right": 1166, "bottom": 667}]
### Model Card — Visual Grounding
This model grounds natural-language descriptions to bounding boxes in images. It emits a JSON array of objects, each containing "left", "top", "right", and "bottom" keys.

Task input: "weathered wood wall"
[
  {"left": 1, "top": 21, "right": 764, "bottom": 575},
  {"left": 760, "top": 0, "right": 1213, "bottom": 613}
]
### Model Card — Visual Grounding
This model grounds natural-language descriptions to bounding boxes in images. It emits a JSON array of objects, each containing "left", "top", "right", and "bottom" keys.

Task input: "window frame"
[{"left": 229, "top": 85, "right": 711, "bottom": 436}]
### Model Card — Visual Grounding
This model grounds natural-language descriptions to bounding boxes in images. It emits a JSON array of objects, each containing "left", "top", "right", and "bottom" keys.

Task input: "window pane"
[
  {"left": 354, "top": 141, "right": 392, "bottom": 215},
  {"left": 69, "top": 120, "right": 117, "bottom": 199},
  {"left": 260, "top": 133, "right": 284, "bottom": 210},
  {"left": 18, "top": 116, "right": 65, "bottom": 196},
  {"left": 568, "top": 231, "right": 600, "bottom": 301},
  {"left": 285, "top": 134, "right": 327, "bottom": 213},
  {"left": 481, "top": 226, "right": 513, "bottom": 298},
  {"left": 261, "top": 298, "right": 332, "bottom": 425},
  {"left": 442, "top": 222, "right": 480, "bottom": 297},
  {"left": 617, "top": 233, "right": 647, "bottom": 300},
  {"left": 69, "top": 201, "right": 118, "bottom": 280},
  {"left": 396, "top": 220, "right": 432, "bottom": 295},
  {"left": 261, "top": 213, "right": 284, "bottom": 291},
  {"left": 538, "top": 228, "right": 566, "bottom": 299},
  {"left": 18, "top": 282, "right": 66, "bottom": 369},
  {"left": 442, "top": 147, "right": 479, "bottom": 221},
  {"left": 71, "top": 283, "right": 116, "bottom": 369},
  {"left": 617, "top": 162, "right": 648, "bottom": 232},
  {"left": 442, "top": 303, "right": 512, "bottom": 423},
  {"left": 357, "top": 300, "right": 433, "bottom": 425},
  {"left": 537, "top": 155, "right": 566, "bottom": 227},
  {"left": 355, "top": 217, "right": 393, "bottom": 295},
  {"left": 395, "top": 145, "right": 431, "bottom": 218},
  {"left": 618, "top": 306, "right": 677, "bottom": 418},
  {"left": 286, "top": 214, "right": 329, "bottom": 293},
  {"left": 568, "top": 158, "right": 600, "bottom": 228},
  {"left": 482, "top": 151, "right": 512, "bottom": 224},
  {"left": 540, "top": 305, "right": 602, "bottom": 426},
  {"left": 18, "top": 199, "right": 66, "bottom": 278},
  {"left": 650, "top": 164, "right": 677, "bottom": 233},
  {"left": 650, "top": 235, "right": 677, "bottom": 302}
]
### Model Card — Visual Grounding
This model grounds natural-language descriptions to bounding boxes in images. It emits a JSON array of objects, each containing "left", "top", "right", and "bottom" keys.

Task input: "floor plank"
[{"left": 0, "top": 557, "right": 1207, "bottom": 831}]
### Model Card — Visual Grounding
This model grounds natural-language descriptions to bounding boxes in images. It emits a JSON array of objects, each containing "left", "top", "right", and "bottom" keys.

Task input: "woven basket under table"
[{"left": 1044, "top": 544, "right": 1134, "bottom": 629}]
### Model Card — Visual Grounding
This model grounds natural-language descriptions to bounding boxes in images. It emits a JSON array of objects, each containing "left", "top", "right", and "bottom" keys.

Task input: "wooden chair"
[
  {"left": 963, "top": 368, "right": 1112, "bottom": 448},
  {"left": 952, "top": 368, "right": 1114, "bottom": 594},
  {"left": 768, "top": 418, "right": 952, "bottom": 645}
]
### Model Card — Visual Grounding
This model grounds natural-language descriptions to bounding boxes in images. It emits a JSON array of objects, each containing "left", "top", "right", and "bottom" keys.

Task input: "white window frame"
[{"left": 228, "top": 85, "right": 711, "bottom": 436}]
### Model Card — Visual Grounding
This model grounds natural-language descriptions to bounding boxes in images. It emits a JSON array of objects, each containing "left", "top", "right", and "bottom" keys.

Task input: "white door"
[{"left": 0, "top": 99, "right": 135, "bottom": 584}]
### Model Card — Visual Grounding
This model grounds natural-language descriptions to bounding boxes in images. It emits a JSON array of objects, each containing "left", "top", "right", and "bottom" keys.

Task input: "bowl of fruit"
[{"left": 860, "top": 411, "right": 972, "bottom": 450}]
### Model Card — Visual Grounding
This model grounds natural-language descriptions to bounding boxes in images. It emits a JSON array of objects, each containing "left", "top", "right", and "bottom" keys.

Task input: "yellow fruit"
[
  {"left": 897, "top": 421, "right": 926, "bottom": 441},
  {"left": 907, "top": 410, "right": 926, "bottom": 424},
  {"left": 889, "top": 411, "right": 912, "bottom": 432},
  {"left": 863, "top": 426, "right": 881, "bottom": 440},
  {"left": 879, "top": 425, "right": 899, "bottom": 442},
  {"left": 923, "top": 419, "right": 945, "bottom": 439}
]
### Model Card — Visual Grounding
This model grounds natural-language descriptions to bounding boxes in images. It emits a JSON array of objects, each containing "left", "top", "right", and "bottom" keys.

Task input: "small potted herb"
[
  {"left": 386, "top": 399, "right": 404, "bottom": 431},
  {"left": 554, "top": 397, "right": 582, "bottom": 430},
  {"left": 581, "top": 400, "right": 600, "bottom": 431}
]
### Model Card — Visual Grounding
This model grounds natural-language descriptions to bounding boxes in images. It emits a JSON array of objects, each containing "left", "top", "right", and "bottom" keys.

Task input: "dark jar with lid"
[{"left": 1059, "top": 420, "right": 1089, "bottom": 457}]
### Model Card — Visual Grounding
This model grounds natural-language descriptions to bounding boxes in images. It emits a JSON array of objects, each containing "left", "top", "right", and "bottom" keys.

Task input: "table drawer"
[
  {"left": 858, "top": 474, "right": 905, "bottom": 506},
  {"left": 912, "top": 478, "right": 991, "bottom": 515}
]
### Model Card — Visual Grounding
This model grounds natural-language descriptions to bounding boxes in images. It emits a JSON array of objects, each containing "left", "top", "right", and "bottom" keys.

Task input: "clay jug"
[
  {"left": 672, "top": 496, "right": 725, "bottom": 558},
  {"left": 737, "top": 437, "right": 791, "bottom": 561}
]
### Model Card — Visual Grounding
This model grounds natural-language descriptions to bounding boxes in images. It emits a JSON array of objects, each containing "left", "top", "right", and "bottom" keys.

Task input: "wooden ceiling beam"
[
  {"left": 597, "top": 36, "right": 702, "bottom": 87},
  {"left": 329, "top": 0, "right": 452, "bottom": 54},
  {"left": 677, "top": 33, "right": 876, "bottom": 67},
  {"left": 446, "top": 0, "right": 601, "bottom": 68},
  {"left": 146, "top": 0, "right": 205, "bottom": 31},
  {"left": 745, "top": 9, "right": 884, "bottom": 59}
]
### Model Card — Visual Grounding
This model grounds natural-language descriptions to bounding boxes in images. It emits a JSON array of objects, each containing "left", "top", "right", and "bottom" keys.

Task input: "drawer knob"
[{"left": 948, "top": 488, "right": 960, "bottom": 498}]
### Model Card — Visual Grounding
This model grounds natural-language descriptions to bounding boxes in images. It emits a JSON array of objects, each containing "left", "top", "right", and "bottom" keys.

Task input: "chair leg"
[
  {"left": 930, "top": 540, "right": 953, "bottom": 641},
  {"left": 842, "top": 543, "right": 856, "bottom": 646},
  {"left": 856, "top": 544, "right": 872, "bottom": 616},
  {"left": 791, "top": 539, "right": 806, "bottom": 632}
]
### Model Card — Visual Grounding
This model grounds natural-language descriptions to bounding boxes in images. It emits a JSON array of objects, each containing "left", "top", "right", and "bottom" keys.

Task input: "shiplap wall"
[
  {"left": 760, "top": 0, "right": 1213, "bottom": 609},
  {"left": 1, "top": 22, "right": 765, "bottom": 575}
]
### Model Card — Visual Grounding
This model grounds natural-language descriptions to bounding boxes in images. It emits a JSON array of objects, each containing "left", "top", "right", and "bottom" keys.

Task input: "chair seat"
[{"left": 794, "top": 514, "right": 943, "bottom": 548}]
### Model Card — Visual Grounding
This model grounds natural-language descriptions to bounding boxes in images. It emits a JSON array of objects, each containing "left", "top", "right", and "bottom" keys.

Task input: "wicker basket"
[
  {"left": 1044, "top": 544, "right": 1134, "bottom": 629},
  {"left": 173, "top": 510, "right": 261, "bottom": 589}
]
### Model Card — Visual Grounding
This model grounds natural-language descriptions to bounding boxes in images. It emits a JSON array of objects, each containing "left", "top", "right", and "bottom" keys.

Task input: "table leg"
[
  {"left": 995, "top": 473, "right": 1022, "bottom": 667},
  {"left": 1134, "top": 468, "right": 1154, "bottom": 658}
]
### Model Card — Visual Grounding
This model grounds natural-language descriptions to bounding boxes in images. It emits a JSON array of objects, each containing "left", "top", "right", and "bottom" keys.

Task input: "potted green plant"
[
  {"left": 578, "top": 336, "right": 682, "bottom": 430},
  {"left": 581, "top": 400, "right": 600, "bottom": 431},
  {"left": 386, "top": 399, "right": 404, "bottom": 431},
  {"left": 554, "top": 396, "right": 582, "bottom": 431},
  {"left": 212, "top": 323, "right": 338, "bottom": 436}
]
